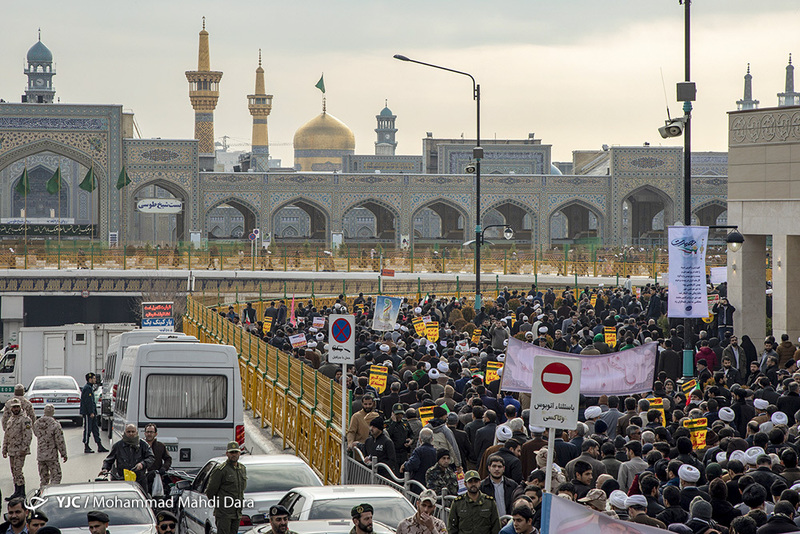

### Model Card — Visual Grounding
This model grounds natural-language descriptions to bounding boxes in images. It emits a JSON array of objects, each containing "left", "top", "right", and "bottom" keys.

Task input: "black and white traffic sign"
[
  {"left": 530, "top": 354, "right": 581, "bottom": 430},
  {"left": 328, "top": 314, "right": 355, "bottom": 364}
]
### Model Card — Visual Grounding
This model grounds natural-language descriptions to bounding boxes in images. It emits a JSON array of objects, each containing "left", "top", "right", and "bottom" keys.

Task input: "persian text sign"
[
  {"left": 142, "top": 302, "right": 173, "bottom": 319},
  {"left": 486, "top": 361, "right": 503, "bottom": 383},
  {"left": 530, "top": 355, "right": 581, "bottom": 430},
  {"left": 369, "top": 365, "right": 388, "bottom": 394},
  {"left": 137, "top": 199, "right": 183, "bottom": 213},
  {"left": 683, "top": 418, "right": 708, "bottom": 449},
  {"left": 667, "top": 226, "right": 709, "bottom": 318},
  {"left": 289, "top": 334, "right": 307, "bottom": 349}
]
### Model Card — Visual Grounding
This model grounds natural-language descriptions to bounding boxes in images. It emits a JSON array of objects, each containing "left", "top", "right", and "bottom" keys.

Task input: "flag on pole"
[
  {"left": 45, "top": 167, "right": 63, "bottom": 195},
  {"left": 79, "top": 166, "right": 98, "bottom": 192},
  {"left": 14, "top": 167, "right": 30, "bottom": 197},
  {"left": 315, "top": 74, "right": 325, "bottom": 94},
  {"left": 116, "top": 166, "right": 131, "bottom": 190}
]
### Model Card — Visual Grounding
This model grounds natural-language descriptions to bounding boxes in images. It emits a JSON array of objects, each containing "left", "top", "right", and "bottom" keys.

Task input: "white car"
[
  {"left": 25, "top": 375, "right": 82, "bottom": 425},
  {"left": 246, "top": 519, "right": 395, "bottom": 534},
  {"left": 33, "top": 481, "right": 156, "bottom": 534},
  {"left": 179, "top": 455, "right": 323, "bottom": 534},
  {"left": 276, "top": 485, "right": 416, "bottom": 531}
]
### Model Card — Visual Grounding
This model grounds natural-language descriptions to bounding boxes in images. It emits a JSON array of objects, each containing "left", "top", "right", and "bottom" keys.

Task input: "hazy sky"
[{"left": 3, "top": 1, "right": 799, "bottom": 165}]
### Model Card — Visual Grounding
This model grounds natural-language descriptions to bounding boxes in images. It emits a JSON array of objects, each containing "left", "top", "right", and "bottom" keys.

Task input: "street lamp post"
[{"left": 393, "top": 54, "right": 483, "bottom": 308}]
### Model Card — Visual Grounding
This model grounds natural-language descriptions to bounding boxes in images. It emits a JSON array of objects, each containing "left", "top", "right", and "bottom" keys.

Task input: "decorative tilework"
[
  {"left": 548, "top": 194, "right": 605, "bottom": 213},
  {"left": 204, "top": 191, "right": 261, "bottom": 210},
  {"left": 0, "top": 117, "right": 107, "bottom": 130},
  {"left": 340, "top": 194, "right": 401, "bottom": 217}
]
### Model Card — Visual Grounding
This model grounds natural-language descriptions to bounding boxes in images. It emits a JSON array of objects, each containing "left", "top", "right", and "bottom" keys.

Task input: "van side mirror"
[
  {"left": 175, "top": 480, "right": 192, "bottom": 491},
  {"left": 251, "top": 514, "right": 267, "bottom": 525}
]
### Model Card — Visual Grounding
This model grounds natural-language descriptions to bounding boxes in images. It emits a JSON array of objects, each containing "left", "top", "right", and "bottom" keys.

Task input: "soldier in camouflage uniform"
[
  {"left": 2, "top": 384, "right": 36, "bottom": 430},
  {"left": 33, "top": 403, "right": 68, "bottom": 486},
  {"left": 2, "top": 397, "right": 32, "bottom": 501},
  {"left": 425, "top": 449, "right": 459, "bottom": 497}
]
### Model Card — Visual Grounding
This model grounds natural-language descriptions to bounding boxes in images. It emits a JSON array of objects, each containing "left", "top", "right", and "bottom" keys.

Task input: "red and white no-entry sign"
[
  {"left": 541, "top": 362, "right": 573, "bottom": 394},
  {"left": 531, "top": 355, "right": 581, "bottom": 430}
]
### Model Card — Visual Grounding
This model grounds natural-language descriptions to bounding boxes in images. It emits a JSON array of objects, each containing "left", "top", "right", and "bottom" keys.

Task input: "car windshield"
[
  {"left": 31, "top": 378, "right": 77, "bottom": 391},
  {"left": 307, "top": 497, "right": 414, "bottom": 529},
  {"left": 39, "top": 490, "right": 153, "bottom": 528},
  {"left": 245, "top": 464, "right": 321, "bottom": 493}
]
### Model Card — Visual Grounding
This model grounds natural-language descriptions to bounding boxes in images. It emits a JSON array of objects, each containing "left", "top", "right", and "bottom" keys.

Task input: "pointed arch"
[
  {"left": 549, "top": 198, "right": 603, "bottom": 243},
  {"left": 480, "top": 197, "right": 537, "bottom": 242},
  {"left": 0, "top": 139, "right": 104, "bottom": 178},
  {"left": 129, "top": 179, "right": 189, "bottom": 242},
  {"left": 621, "top": 185, "right": 675, "bottom": 245},
  {"left": 205, "top": 196, "right": 259, "bottom": 239},
  {"left": 271, "top": 196, "right": 330, "bottom": 241},
  {"left": 342, "top": 197, "right": 400, "bottom": 243},
  {"left": 412, "top": 197, "right": 470, "bottom": 242}
]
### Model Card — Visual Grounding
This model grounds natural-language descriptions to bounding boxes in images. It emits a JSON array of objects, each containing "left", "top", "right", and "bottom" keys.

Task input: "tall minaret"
[
  {"left": 247, "top": 50, "right": 273, "bottom": 172},
  {"left": 778, "top": 54, "right": 800, "bottom": 107},
  {"left": 185, "top": 17, "right": 223, "bottom": 170},
  {"left": 23, "top": 30, "right": 56, "bottom": 104},
  {"left": 375, "top": 100, "right": 398, "bottom": 156},
  {"left": 736, "top": 64, "right": 759, "bottom": 110}
]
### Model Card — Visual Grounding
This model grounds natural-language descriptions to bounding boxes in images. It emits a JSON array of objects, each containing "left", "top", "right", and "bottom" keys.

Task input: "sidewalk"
[{"left": 243, "top": 408, "right": 290, "bottom": 456}]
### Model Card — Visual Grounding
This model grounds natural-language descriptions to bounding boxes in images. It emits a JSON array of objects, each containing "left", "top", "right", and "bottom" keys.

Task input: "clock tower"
[
  {"left": 23, "top": 31, "right": 56, "bottom": 104},
  {"left": 374, "top": 101, "right": 397, "bottom": 156}
]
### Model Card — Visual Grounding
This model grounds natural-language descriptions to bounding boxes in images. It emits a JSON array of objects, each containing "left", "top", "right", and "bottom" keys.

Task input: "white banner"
[
  {"left": 541, "top": 492, "right": 665, "bottom": 534},
  {"left": 137, "top": 198, "right": 183, "bottom": 213},
  {"left": 710, "top": 266, "right": 727, "bottom": 285},
  {"left": 500, "top": 337, "right": 657, "bottom": 396},
  {"left": 667, "top": 225, "right": 709, "bottom": 318}
]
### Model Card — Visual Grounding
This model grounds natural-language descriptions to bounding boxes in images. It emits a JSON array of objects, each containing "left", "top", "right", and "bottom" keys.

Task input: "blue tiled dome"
[{"left": 27, "top": 40, "right": 53, "bottom": 63}]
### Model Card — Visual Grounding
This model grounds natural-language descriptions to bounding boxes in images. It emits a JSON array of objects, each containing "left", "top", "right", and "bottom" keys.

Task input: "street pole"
[
  {"left": 682, "top": 0, "right": 694, "bottom": 377},
  {"left": 341, "top": 364, "right": 347, "bottom": 485},
  {"left": 392, "top": 54, "right": 482, "bottom": 308}
]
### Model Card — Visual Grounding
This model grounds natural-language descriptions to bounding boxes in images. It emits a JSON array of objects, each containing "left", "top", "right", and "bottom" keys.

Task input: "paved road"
[{"left": 0, "top": 411, "right": 283, "bottom": 501}]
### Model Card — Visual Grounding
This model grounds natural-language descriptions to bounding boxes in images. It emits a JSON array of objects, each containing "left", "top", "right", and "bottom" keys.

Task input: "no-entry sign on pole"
[
  {"left": 530, "top": 355, "right": 581, "bottom": 430},
  {"left": 328, "top": 314, "right": 355, "bottom": 364}
]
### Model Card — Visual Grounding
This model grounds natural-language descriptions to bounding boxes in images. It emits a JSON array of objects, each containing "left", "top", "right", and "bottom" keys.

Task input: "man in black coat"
[
  {"left": 656, "top": 339, "right": 682, "bottom": 382},
  {"left": 777, "top": 382, "right": 800, "bottom": 426},
  {"left": 446, "top": 413, "right": 471, "bottom": 472},
  {"left": 472, "top": 411, "right": 498, "bottom": 466},
  {"left": 553, "top": 429, "right": 579, "bottom": 467},
  {"left": 479, "top": 455, "right": 518, "bottom": 517}
]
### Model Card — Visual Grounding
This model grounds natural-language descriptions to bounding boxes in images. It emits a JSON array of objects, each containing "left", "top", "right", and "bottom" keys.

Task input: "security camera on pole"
[{"left": 530, "top": 354, "right": 581, "bottom": 494}]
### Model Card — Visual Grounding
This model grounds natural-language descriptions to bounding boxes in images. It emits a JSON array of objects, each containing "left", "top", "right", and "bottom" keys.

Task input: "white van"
[
  {"left": 113, "top": 334, "right": 243, "bottom": 471},
  {"left": 101, "top": 330, "right": 187, "bottom": 436}
]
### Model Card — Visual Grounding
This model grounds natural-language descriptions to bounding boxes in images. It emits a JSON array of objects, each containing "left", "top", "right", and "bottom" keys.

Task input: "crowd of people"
[{"left": 218, "top": 282, "right": 800, "bottom": 533}]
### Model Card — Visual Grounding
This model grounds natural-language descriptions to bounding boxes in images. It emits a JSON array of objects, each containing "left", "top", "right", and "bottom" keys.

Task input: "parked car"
[
  {"left": 33, "top": 481, "right": 156, "bottom": 534},
  {"left": 276, "top": 485, "right": 416, "bottom": 531},
  {"left": 24, "top": 375, "right": 82, "bottom": 425},
  {"left": 179, "top": 455, "right": 323, "bottom": 534},
  {"left": 246, "top": 519, "right": 394, "bottom": 534}
]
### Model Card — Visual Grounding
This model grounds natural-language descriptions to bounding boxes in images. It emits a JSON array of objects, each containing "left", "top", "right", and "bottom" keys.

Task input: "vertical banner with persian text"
[{"left": 667, "top": 226, "right": 709, "bottom": 319}]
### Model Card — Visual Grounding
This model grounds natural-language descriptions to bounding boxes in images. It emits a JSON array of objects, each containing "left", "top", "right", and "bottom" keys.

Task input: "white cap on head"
[
  {"left": 428, "top": 368, "right": 440, "bottom": 379},
  {"left": 380, "top": 344, "right": 390, "bottom": 352},
  {"left": 522, "top": 316, "right": 528, "bottom": 321},
  {"left": 334, "top": 303, "right": 342, "bottom": 309},
  {"left": 496, "top": 425, "right": 513, "bottom": 442},
  {"left": 394, "top": 324, "right": 400, "bottom": 331},
  {"left": 678, "top": 464, "right": 700, "bottom": 483},
  {"left": 716, "top": 451, "right": 727, "bottom": 463},
  {"left": 437, "top": 361, "right": 449, "bottom": 373},
  {"left": 754, "top": 398, "right": 769, "bottom": 410},
  {"left": 470, "top": 347, "right": 479, "bottom": 354},
  {"left": 625, "top": 495, "right": 647, "bottom": 509},
  {"left": 415, "top": 307, "right": 422, "bottom": 314},
  {"left": 424, "top": 362, "right": 431, "bottom": 371},
  {"left": 503, "top": 339, "right": 508, "bottom": 347},
  {"left": 527, "top": 295, "right": 534, "bottom": 301},
  {"left": 497, "top": 354, "right": 505, "bottom": 362},
  {"left": 500, "top": 319, "right": 507, "bottom": 324},
  {"left": 529, "top": 425, "right": 546, "bottom": 434},
  {"left": 728, "top": 450, "right": 747, "bottom": 465},
  {"left": 719, "top": 407, "right": 735, "bottom": 422},
  {"left": 609, "top": 490, "right": 628, "bottom": 509},
  {"left": 772, "top": 412, "right": 788, "bottom": 426},
  {"left": 537, "top": 314, "right": 545, "bottom": 320},
  {"left": 539, "top": 326, "right": 548, "bottom": 334},
  {"left": 745, "top": 446, "right": 765, "bottom": 465},
  {"left": 760, "top": 421, "right": 774, "bottom": 433},
  {"left": 497, "top": 367, "right": 503, "bottom": 377},
  {"left": 440, "top": 341, "right": 447, "bottom": 347},
  {"left": 525, "top": 332, "right": 534, "bottom": 339},
  {"left": 307, "top": 341, "right": 317, "bottom": 348},
  {"left": 401, "top": 326, "right": 409, "bottom": 332},
  {"left": 585, "top": 406, "right": 602, "bottom": 419},
  {"left": 309, "top": 327, "right": 318, "bottom": 333}
]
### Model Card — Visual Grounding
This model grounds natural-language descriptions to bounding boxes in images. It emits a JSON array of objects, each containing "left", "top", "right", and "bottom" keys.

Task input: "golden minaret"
[
  {"left": 185, "top": 17, "right": 223, "bottom": 165},
  {"left": 247, "top": 49, "right": 273, "bottom": 172}
]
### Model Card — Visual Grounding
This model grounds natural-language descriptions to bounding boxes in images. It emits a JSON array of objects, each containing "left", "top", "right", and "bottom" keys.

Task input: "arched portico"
[
  {"left": 549, "top": 199, "right": 602, "bottom": 243},
  {"left": 271, "top": 197, "right": 330, "bottom": 242},
  {"left": 205, "top": 197, "right": 259, "bottom": 240},
  {"left": 481, "top": 199, "right": 536, "bottom": 242},
  {"left": 412, "top": 198, "right": 469, "bottom": 243},
  {"left": 342, "top": 198, "right": 399, "bottom": 243},
  {"left": 130, "top": 179, "right": 189, "bottom": 242}
]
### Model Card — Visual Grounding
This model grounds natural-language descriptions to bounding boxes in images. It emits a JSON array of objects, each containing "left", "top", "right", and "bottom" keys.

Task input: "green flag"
[
  {"left": 45, "top": 167, "right": 63, "bottom": 195},
  {"left": 116, "top": 166, "right": 131, "bottom": 190},
  {"left": 14, "top": 167, "right": 30, "bottom": 197},
  {"left": 79, "top": 167, "right": 97, "bottom": 192},
  {"left": 315, "top": 74, "right": 325, "bottom": 94}
]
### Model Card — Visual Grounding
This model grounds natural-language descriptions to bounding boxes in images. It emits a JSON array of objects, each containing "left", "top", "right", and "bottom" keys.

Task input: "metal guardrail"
[{"left": 182, "top": 297, "right": 346, "bottom": 485}]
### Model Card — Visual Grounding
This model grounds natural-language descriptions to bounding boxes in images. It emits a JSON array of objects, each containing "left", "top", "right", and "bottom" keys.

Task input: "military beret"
[
  {"left": 156, "top": 511, "right": 177, "bottom": 524},
  {"left": 269, "top": 505, "right": 290, "bottom": 518},
  {"left": 27, "top": 511, "right": 48, "bottom": 523},
  {"left": 87, "top": 511, "right": 109, "bottom": 523},
  {"left": 351, "top": 503, "right": 373, "bottom": 518}
]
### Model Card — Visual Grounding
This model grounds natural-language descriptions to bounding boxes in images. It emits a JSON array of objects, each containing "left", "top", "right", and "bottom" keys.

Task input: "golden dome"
[{"left": 293, "top": 112, "right": 355, "bottom": 151}]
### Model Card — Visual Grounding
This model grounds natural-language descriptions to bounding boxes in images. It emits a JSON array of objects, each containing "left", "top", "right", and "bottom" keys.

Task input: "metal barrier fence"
[
  {"left": 182, "top": 296, "right": 346, "bottom": 485},
  {"left": 0, "top": 240, "right": 732, "bottom": 278}
]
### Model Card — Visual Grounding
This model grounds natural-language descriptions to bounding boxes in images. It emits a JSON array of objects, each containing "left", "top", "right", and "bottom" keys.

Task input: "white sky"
[{"left": 2, "top": 0, "right": 799, "bottom": 165}]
